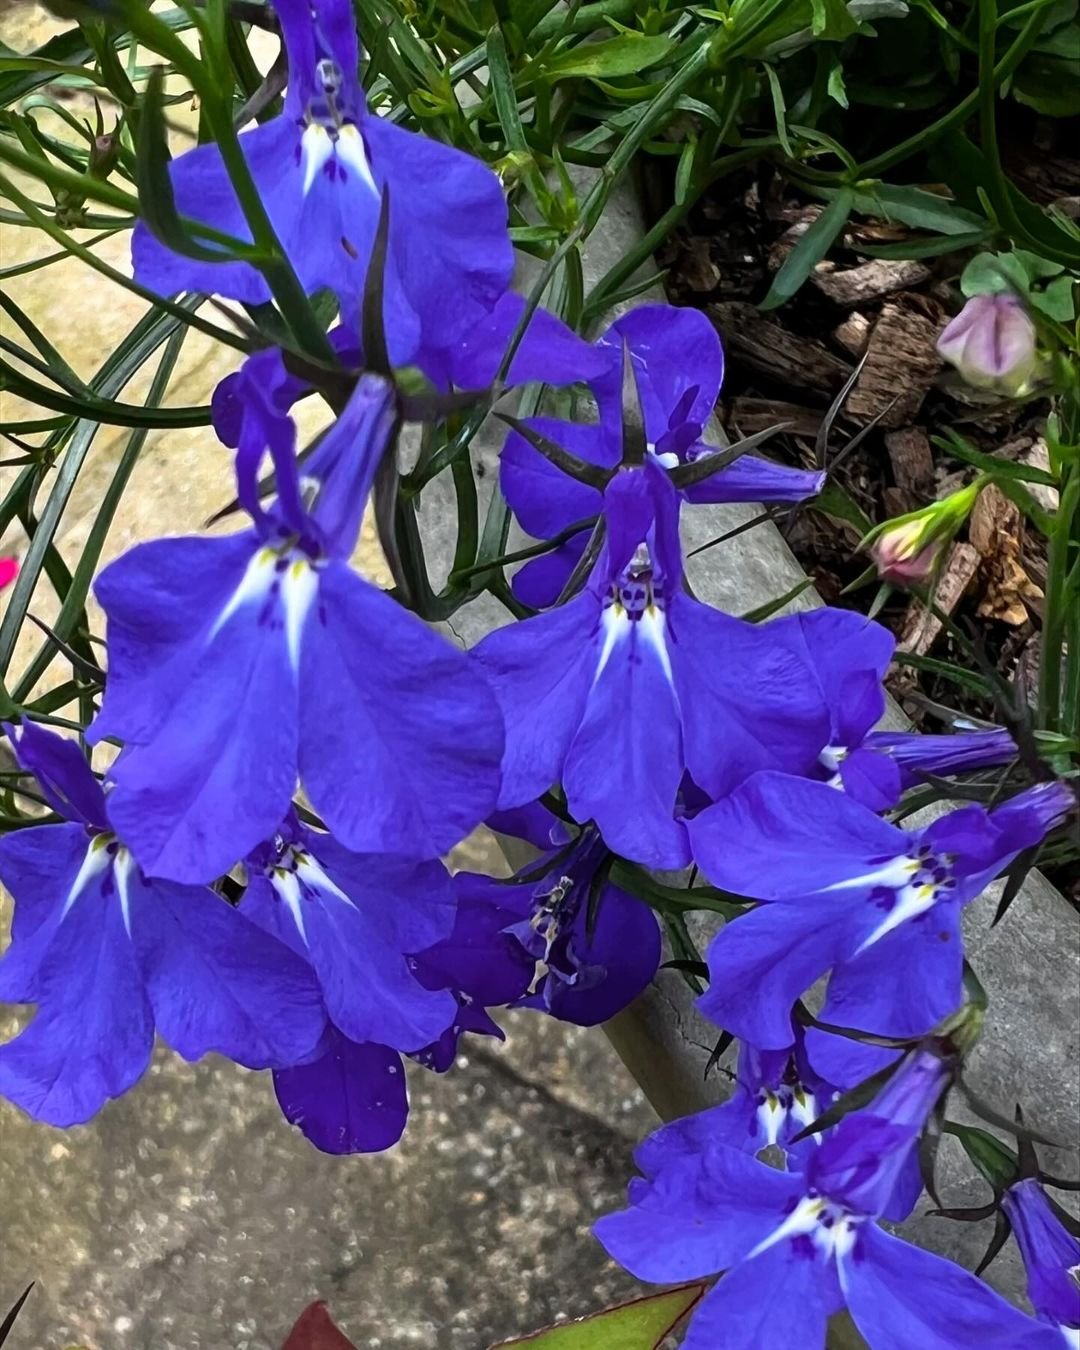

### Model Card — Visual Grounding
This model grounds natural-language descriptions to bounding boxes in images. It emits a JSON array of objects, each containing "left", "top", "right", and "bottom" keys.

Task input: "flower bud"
[
  {"left": 865, "top": 480, "right": 983, "bottom": 588},
  {"left": 88, "top": 130, "right": 121, "bottom": 181},
  {"left": 937, "top": 293, "right": 1037, "bottom": 396}
]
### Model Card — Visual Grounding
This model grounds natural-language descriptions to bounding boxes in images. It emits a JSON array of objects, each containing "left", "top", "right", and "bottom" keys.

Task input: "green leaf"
[
  {"left": 944, "top": 1122, "right": 1018, "bottom": 1190},
  {"left": 540, "top": 34, "right": 676, "bottom": 81},
  {"left": 759, "top": 188, "right": 853, "bottom": 310},
  {"left": 1031, "top": 273, "right": 1077, "bottom": 321},
  {"left": 763, "top": 64, "right": 793, "bottom": 157},
  {"left": 851, "top": 184, "right": 985, "bottom": 236},
  {"left": 810, "top": 478, "right": 874, "bottom": 535},
  {"left": 489, "top": 1283, "right": 706, "bottom": 1349},
  {"left": 858, "top": 229, "right": 991, "bottom": 260},
  {"left": 487, "top": 26, "right": 528, "bottom": 151},
  {"left": 811, "top": 0, "right": 859, "bottom": 38}
]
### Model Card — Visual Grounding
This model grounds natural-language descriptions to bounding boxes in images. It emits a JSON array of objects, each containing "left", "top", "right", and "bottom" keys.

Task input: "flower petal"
[
  {"left": 473, "top": 594, "right": 596, "bottom": 810},
  {"left": 563, "top": 612, "right": 689, "bottom": 869},
  {"left": 500, "top": 417, "right": 610, "bottom": 539},
  {"left": 299, "top": 561, "right": 503, "bottom": 857},
  {"left": 700, "top": 896, "right": 866, "bottom": 1050},
  {"left": 594, "top": 1143, "right": 802, "bottom": 1283},
  {"left": 0, "top": 863, "right": 152, "bottom": 1126},
  {"left": 125, "top": 866, "right": 327, "bottom": 1070},
  {"left": 681, "top": 1241, "right": 830, "bottom": 1350},
  {"left": 845, "top": 1224, "right": 1062, "bottom": 1350},
  {"left": 688, "top": 772, "right": 904, "bottom": 900},
  {"left": 670, "top": 610, "right": 833, "bottom": 803},
  {"left": 273, "top": 1027, "right": 408, "bottom": 1155}
]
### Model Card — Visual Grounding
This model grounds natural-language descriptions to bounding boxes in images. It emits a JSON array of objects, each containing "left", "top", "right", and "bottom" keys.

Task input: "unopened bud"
[
  {"left": 937, "top": 293, "right": 1037, "bottom": 396},
  {"left": 88, "top": 130, "right": 121, "bottom": 181},
  {"left": 865, "top": 480, "right": 983, "bottom": 588}
]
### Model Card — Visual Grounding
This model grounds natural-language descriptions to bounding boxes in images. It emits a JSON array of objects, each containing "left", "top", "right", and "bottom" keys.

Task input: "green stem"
[
  {"left": 0, "top": 173, "right": 249, "bottom": 353},
  {"left": 1038, "top": 463, "right": 1078, "bottom": 734},
  {"left": 856, "top": 0, "right": 1053, "bottom": 179}
]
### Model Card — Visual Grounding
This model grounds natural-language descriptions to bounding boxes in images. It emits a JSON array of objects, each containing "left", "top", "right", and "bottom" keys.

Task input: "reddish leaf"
[{"left": 281, "top": 1302, "right": 358, "bottom": 1350}]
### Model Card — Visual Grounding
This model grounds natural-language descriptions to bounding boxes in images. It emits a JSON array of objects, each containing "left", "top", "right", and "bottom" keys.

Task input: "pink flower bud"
[
  {"left": 865, "top": 480, "right": 983, "bottom": 589},
  {"left": 871, "top": 521, "right": 940, "bottom": 586},
  {"left": 0, "top": 556, "right": 18, "bottom": 591},
  {"left": 937, "top": 293, "right": 1037, "bottom": 395}
]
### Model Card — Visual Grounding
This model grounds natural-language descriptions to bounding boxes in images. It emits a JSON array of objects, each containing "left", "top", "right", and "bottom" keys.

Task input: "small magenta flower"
[
  {"left": 865, "top": 480, "right": 983, "bottom": 588},
  {"left": 0, "top": 556, "right": 17, "bottom": 591},
  {"left": 937, "top": 293, "right": 1038, "bottom": 395},
  {"left": 1002, "top": 1179, "right": 1080, "bottom": 1344}
]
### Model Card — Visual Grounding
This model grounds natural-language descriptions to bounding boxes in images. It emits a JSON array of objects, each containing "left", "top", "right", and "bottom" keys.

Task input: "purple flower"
[
  {"left": 239, "top": 813, "right": 457, "bottom": 1051},
  {"left": 132, "top": 0, "right": 512, "bottom": 362},
  {"left": 1002, "top": 1179, "right": 1080, "bottom": 1343},
  {"left": 770, "top": 607, "right": 900, "bottom": 810},
  {"left": 937, "top": 293, "right": 1038, "bottom": 396},
  {"left": 498, "top": 304, "right": 826, "bottom": 607},
  {"left": 473, "top": 459, "right": 840, "bottom": 868},
  {"left": 237, "top": 813, "right": 460, "bottom": 1154},
  {"left": 90, "top": 375, "right": 503, "bottom": 883},
  {"left": 595, "top": 1047, "right": 1059, "bottom": 1350},
  {"left": 689, "top": 773, "right": 1074, "bottom": 1085},
  {"left": 449, "top": 820, "right": 661, "bottom": 1027},
  {"left": 636, "top": 1031, "right": 838, "bottom": 1175},
  {"left": 863, "top": 726, "right": 1018, "bottom": 790},
  {"left": 0, "top": 723, "right": 326, "bottom": 1127}
]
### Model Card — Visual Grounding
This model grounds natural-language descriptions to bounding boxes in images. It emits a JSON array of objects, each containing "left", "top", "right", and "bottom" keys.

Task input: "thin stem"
[
  {"left": 856, "top": 0, "right": 1054, "bottom": 179},
  {"left": 0, "top": 173, "right": 249, "bottom": 352}
]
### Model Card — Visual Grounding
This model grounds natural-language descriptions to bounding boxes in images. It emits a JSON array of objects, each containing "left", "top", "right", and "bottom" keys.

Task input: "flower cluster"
[{"left": 0, "top": 1, "right": 1074, "bottom": 1342}]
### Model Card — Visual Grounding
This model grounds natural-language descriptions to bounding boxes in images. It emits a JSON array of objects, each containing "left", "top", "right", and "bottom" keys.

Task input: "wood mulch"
[{"left": 652, "top": 165, "right": 1067, "bottom": 736}]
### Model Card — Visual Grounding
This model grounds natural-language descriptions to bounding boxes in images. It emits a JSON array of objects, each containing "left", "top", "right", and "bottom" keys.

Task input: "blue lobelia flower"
[
  {"left": 689, "top": 772, "right": 1075, "bottom": 1086},
  {"left": 636, "top": 1031, "right": 839, "bottom": 1176},
  {"left": 595, "top": 1045, "right": 1061, "bottom": 1350},
  {"left": 1002, "top": 1179, "right": 1080, "bottom": 1344},
  {"left": 91, "top": 373, "right": 504, "bottom": 884},
  {"left": 209, "top": 293, "right": 604, "bottom": 469},
  {"left": 765, "top": 605, "right": 900, "bottom": 810},
  {"left": 0, "top": 723, "right": 327, "bottom": 1127},
  {"left": 444, "top": 810, "right": 661, "bottom": 1027},
  {"left": 497, "top": 304, "right": 826, "bottom": 607},
  {"left": 238, "top": 811, "right": 460, "bottom": 1154},
  {"left": 132, "top": 0, "right": 512, "bottom": 360},
  {"left": 862, "top": 726, "right": 1018, "bottom": 792},
  {"left": 473, "top": 458, "right": 844, "bottom": 869}
]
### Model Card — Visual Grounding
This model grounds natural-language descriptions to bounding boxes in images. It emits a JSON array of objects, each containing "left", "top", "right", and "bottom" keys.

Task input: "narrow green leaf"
[
  {"left": 486, "top": 26, "right": 528, "bottom": 151},
  {"left": 760, "top": 188, "right": 853, "bottom": 310},
  {"left": 764, "top": 64, "right": 793, "bottom": 157},
  {"left": 741, "top": 577, "right": 815, "bottom": 621},
  {"left": 539, "top": 34, "right": 675, "bottom": 81},
  {"left": 851, "top": 184, "right": 985, "bottom": 236},
  {"left": 488, "top": 1283, "right": 706, "bottom": 1349},
  {"left": 858, "top": 229, "right": 991, "bottom": 261}
]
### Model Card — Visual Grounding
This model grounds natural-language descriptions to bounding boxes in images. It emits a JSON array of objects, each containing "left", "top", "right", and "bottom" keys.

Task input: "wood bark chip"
[
  {"left": 848, "top": 294, "right": 943, "bottom": 428},
  {"left": 969, "top": 484, "right": 1043, "bottom": 626},
  {"left": 884, "top": 426, "right": 936, "bottom": 505},
  {"left": 709, "top": 301, "right": 851, "bottom": 395},
  {"left": 727, "top": 397, "right": 823, "bottom": 439},
  {"left": 811, "top": 258, "right": 931, "bottom": 308},
  {"left": 832, "top": 311, "right": 871, "bottom": 359},
  {"left": 897, "top": 541, "right": 981, "bottom": 657}
]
